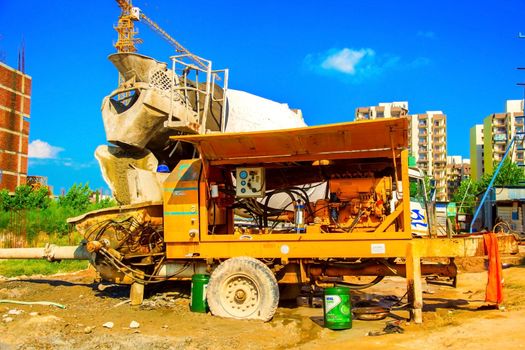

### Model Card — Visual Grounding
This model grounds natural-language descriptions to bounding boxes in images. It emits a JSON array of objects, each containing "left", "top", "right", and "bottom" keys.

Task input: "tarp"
[
  {"left": 172, "top": 118, "right": 408, "bottom": 165},
  {"left": 224, "top": 89, "right": 306, "bottom": 132}
]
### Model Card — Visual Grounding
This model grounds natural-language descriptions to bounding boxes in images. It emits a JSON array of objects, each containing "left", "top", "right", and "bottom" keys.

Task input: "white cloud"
[
  {"left": 28, "top": 140, "right": 64, "bottom": 159},
  {"left": 320, "top": 48, "right": 375, "bottom": 75},
  {"left": 305, "top": 47, "right": 402, "bottom": 82},
  {"left": 304, "top": 47, "right": 430, "bottom": 83}
]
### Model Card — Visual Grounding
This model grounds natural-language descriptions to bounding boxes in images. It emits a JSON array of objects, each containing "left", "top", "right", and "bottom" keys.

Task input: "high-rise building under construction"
[{"left": 0, "top": 61, "right": 31, "bottom": 194}]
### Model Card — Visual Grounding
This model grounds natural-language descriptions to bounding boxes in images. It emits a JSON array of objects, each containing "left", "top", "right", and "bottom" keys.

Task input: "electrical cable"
[{"left": 98, "top": 249, "right": 191, "bottom": 284}]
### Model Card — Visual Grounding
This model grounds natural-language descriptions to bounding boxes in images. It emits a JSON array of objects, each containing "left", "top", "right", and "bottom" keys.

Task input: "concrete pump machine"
[
  {"left": 0, "top": 117, "right": 487, "bottom": 323},
  {"left": 0, "top": 0, "right": 503, "bottom": 326}
]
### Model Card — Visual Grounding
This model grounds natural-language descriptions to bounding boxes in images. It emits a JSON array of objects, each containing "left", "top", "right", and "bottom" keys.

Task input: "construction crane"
[{"left": 114, "top": 0, "right": 209, "bottom": 70}]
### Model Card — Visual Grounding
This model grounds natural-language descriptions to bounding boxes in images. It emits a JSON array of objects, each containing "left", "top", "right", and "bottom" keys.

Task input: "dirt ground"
[{"left": 1, "top": 257, "right": 525, "bottom": 350}]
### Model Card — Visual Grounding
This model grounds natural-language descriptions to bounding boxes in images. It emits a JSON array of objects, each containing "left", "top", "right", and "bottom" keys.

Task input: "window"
[{"left": 109, "top": 89, "right": 141, "bottom": 114}]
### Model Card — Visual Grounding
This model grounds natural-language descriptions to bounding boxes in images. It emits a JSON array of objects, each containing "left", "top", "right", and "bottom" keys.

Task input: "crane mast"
[
  {"left": 113, "top": 0, "right": 210, "bottom": 71},
  {"left": 114, "top": 0, "right": 142, "bottom": 53}
]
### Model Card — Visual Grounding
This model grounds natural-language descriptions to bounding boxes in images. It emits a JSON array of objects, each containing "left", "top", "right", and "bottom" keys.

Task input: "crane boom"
[
  {"left": 113, "top": 0, "right": 209, "bottom": 71},
  {"left": 139, "top": 14, "right": 209, "bottom": 70}
]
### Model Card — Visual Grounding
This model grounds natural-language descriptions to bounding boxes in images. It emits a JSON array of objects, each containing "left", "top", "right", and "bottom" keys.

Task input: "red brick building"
[{"left": 0, "top": 61, "right": 31, "bottom": 194}]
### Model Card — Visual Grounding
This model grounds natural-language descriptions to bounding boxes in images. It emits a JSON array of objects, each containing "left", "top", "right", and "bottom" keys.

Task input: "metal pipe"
[
  {"left": 200, "top": 60, "right": 212, "bottom": 134},
  {"left": 470, "top": 136, "right": 516, "bottom": 233},
  {"left": 0, "top": 244, "right": 92, "bottom": 261},
  {"left": 221, "top": 68, "right": 229, "bottom": 132}
]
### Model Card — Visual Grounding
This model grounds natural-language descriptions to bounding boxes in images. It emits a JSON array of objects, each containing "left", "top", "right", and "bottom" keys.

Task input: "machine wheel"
[{"left": 207, "top": 256, "right": 279, "bottom": 321}]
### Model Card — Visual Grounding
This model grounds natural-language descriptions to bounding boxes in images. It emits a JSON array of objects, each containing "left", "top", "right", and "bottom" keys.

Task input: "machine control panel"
[{"left": 236, "top": 167, "right": 266, "bottom": 198}]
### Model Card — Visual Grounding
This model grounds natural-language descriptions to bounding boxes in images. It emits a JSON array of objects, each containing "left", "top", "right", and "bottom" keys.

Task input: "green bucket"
[
  {"left": 190, "top": 274, "right": 210, "bottom": 313},
  {"left": 323, "top": 286, "right": 352, "bottom": 330}
]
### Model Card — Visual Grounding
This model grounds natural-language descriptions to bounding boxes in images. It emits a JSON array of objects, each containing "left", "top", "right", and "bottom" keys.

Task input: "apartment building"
[
  {"left": 414, "top": 111, "right": 448, "bottom": 201},
  {"left": 355, "top": 101, "right": 409, "bottom": 120},
  {"left": 446, "top": 155, "right": 470, "bottom": 197},
  {"left": 0, "top": 61, "right": 31, "bottom": 194},
  {"left": 355, "top": 103, "right": 449, "bottom": 201},
  {"left": 482, "top": 100, "right": 525, "bottom": 176},
  {"left": 469, "top": 124, "right": 484, "bottom": 181}
]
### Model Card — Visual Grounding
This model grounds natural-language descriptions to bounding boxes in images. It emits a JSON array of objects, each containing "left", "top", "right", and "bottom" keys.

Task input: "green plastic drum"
[
  {"left": 323, "top": 286, "right": 352, "bottom": 330},
  {"left": 190, "top": 274, "right": 210, "bottom": 313}
]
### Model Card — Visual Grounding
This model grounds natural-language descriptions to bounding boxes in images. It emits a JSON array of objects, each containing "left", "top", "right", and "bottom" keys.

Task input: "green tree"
[
  {"left": 451, "top": 178, "right": 478, "bottom": 214},
  {"left": 10, "top": 185, "right": 33, "bottom": 210},
  {"left": 478, "top": 158, "right": 525, "bottom": 193},
  {"left": 0, "top": 185, "right": 52, "bottom": 211},
  {"left": 28, "top": 186, "right": 52, "bottom": 209},
  {"left": 451, "top": 159, "right": 525, "bottom": 215},
  {"left": 0, "top": 189, "right": 11, "bottom": 211},
  {"left": 88, "top": 196, "right": 116, "bottom": 211},
  {"left": 58, "top": 183, "right": 92, "bottom": 211},
  {"left": 424, "top": 175, "right": 433, "bottom": 200}
]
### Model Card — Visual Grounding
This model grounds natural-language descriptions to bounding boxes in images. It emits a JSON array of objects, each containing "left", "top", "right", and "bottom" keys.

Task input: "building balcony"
[
  {"left": 492, "top": 127, "right": 507, "bottom": 134},
  {"left": 355, "top": 107, "right": 371, "bottom": 120},
  {"left": 493, "top": 113, "right": 506, "bottom": 120},
  {"left": 391, "top": 107, "right": 407, "bottom": 117},
  {"left": 493, "top": 133, "right": 507, "bottom": 143}
]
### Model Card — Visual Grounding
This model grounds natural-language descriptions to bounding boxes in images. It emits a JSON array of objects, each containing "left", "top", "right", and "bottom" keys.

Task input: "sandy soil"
[{"left": 0, "top": 260, "right": 524, "bottom": 350}]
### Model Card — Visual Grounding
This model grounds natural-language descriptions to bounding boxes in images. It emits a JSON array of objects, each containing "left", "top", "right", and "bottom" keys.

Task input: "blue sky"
[{"left": 1, "top": 0, "right": 524, "bottom": 193}]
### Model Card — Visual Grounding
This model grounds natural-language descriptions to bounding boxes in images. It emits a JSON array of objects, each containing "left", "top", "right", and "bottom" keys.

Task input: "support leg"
[
  {"left": 406, "top": 242, "right": 423, "bottom": 323},
  {"left": 130, "top": 272, "right": 145, "bottom": 306},
  {"left": 130, "top": 282, "right": 144, "bottom": 306}
]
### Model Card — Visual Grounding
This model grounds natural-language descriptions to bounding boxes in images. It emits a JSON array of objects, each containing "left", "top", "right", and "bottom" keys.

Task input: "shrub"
[
  {"left": 0, "top": 183, "right": 116, "bottom": 244},
  {"left": 57, "top": 183, "right": 92, "bottom": 211}
]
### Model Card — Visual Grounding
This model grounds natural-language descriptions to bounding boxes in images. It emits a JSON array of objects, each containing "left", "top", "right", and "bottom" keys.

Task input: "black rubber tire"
[{"left": 207, "top": 256, "right": 279, "bottom": 321}]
